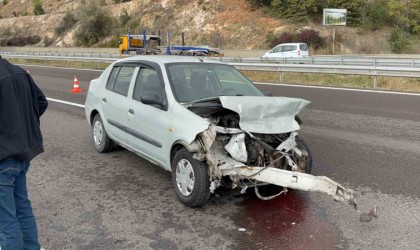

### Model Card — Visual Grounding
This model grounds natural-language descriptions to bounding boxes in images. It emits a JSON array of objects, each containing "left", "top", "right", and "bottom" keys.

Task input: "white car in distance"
[{"left": 262, "top": 43, "right": 309, "bottom": 58}]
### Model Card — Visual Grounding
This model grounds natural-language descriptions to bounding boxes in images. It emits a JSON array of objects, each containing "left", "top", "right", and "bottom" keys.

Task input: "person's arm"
[
  {"left": 35, "top": 83, "right": 48, "bottom": 116},
  {"left": 28, "top": 74, "right": 48, "bottom": 116}
]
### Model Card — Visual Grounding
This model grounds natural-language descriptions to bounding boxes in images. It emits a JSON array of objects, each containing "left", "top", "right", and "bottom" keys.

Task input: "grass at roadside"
[
  {"left": 8, "top": 58, "right": 110, "bottom": 70},
  {"left": 243, "top": 71, "right": 420, "bottom": 92},
  {"left": 7, "top": 57, "right": 420, "bottom": 92}
]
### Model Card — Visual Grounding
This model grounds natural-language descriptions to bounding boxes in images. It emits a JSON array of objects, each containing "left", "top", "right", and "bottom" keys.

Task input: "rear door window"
[
  {"left": 300, "top": 44, "right": 308, "bottom": 51},
  {"left": 106, "top": 66, "right": 120, "bottom": 90},
  {"left": 284, "top": 45, "right": 297, "bottom": 52}
]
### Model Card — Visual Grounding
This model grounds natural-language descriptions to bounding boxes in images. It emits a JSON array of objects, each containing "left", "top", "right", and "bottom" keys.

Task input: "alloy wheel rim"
[
  {"left": 93, "top": 121, "right": 103, "bottom": 146},
  {"left": 176, "top": 159, "right": 195, "bottom": 196}
]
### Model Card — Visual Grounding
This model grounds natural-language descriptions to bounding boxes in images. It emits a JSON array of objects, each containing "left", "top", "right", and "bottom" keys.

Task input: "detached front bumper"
[
  {"left": 224, "top": 166, "right": 357, "bottom": 210},
  {"left": 194, "top": 125, "right": 377, "bottom": 222}
]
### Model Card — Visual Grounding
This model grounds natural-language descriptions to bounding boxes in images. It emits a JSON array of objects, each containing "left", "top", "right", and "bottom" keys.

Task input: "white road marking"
[
  {"left": 253, "top": 82, "right": 420, "bottom": 96},
  {"left": 47, "top": 97, "right": 85, "bottom": 108},
  {"left": 21, "top": 64, "right": 420, "bottom": 99}
]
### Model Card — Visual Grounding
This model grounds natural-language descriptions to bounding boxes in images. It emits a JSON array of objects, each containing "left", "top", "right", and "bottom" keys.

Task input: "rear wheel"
[
  {"left": 92, "top": 114, "right": 114, "bottom": 153},
  {"left": 171, "top": 148, "right": 211, "bottom": 207}
]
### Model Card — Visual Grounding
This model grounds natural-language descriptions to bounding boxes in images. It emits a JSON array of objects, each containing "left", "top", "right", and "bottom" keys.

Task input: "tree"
[
  {"left": 388, "top": 26, "right": 411, "bottom": 53},
  {"left": 271, "top": 0, "right": 317, "bottom": 23},
  {"left": 55, "top": 12, "right": 78, "bottom": 35},
  {"left": 367, "top": 0, "right": 390, "bottom": 30},
  {"left": 119, "top": 8, "right": 130, "bottom": 26},
  {"left": 387, "top": 0, "right": 420, "bottom": 34},
  {"left": 74, "top": 1, "right": 113, "bottom": 46},
  {"left": 249, "top": 0, "right": 271, "bottom": 6},
  {"left": 33, "top": 0, "right": 44, "bottom": 15}
]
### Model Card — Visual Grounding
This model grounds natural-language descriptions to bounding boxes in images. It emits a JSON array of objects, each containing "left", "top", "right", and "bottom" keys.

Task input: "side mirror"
[
  {"left": 140, "top": 94, "right": 164, "bottom": 108},
  {"left": 263, "top": 91, "right": 273, "bottom": 96}
]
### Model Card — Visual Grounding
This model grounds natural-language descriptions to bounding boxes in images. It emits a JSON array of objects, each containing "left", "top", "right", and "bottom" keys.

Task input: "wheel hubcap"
[
  {"left": 176, "top": 159, "right": 195, "bottom": 196},
  {"left": 93, "top": 120, "right": 103, "bottom": 146}
]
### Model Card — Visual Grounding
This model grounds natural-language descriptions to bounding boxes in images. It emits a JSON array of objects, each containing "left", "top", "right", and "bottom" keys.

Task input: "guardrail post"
[
  {"left": 373, "top": 59, "right": 376, "bottom": 67},
  {"left": 412, "top": 59, "right": 415, "bottom": 68},
  {"left": 373, "top": 75, "right": 377, "bottom": 88},
  {"left": 279, "top": 71, "right": 284, "bottom": 83}
]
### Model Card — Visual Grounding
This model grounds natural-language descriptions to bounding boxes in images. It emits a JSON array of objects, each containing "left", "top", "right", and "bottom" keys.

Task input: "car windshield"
[{"left": 167, "top": 63, "right": 263, "bottom": 103}]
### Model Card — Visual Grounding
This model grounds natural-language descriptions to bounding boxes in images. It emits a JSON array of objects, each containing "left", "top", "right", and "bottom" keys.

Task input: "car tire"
[
  {"left": 295, "top": 136, "right": 312, "bottom": 174},
  {"left": 92, "top": 114, "right": 114, "bottom": 153},
  {"left": 171, "top": 148, "right": 211, "bottom": 207}
]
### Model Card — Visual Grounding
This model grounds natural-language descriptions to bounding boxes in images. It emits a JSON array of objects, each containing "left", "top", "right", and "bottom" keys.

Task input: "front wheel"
[
  {"left": 295, "top": 136, "right": 312, "bottom": 174},
  {"left": 171, "top": 148, "right": 211, "bottom": 207},
  {"left": 92, "top": 114, "right": 114, "bottom": 153}
]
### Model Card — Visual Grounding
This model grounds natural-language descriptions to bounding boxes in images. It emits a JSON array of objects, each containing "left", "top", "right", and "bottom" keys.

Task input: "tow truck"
[{"left": 118, "top": 31, "right": 161, "bottom": 55}]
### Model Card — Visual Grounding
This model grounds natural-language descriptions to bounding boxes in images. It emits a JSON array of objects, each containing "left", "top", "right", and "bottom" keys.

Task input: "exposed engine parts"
[{"left": 187, "top": 97, "right": 377, "bottom": 222}]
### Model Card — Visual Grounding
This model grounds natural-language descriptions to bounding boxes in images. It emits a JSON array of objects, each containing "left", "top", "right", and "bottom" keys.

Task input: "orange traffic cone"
[{"left": 71, "top": 75, "right": 83, "bottom": 93}]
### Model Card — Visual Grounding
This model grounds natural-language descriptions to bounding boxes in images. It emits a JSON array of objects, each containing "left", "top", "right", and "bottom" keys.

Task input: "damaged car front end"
[{"left": 183, "top": 96, "right": 356, "bottom": 208}]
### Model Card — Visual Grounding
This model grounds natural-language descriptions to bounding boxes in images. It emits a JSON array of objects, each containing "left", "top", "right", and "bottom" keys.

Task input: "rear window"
[
  {"left": 106, "top": 65, "right": 136, "bottom": 96},
  {"left": 300, "top": 44, "right": 308, "bottom": 51}
]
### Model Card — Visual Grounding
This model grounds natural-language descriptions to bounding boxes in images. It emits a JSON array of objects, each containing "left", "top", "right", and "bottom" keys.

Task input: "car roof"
[
  {"left": 275, "top": 43, "right": 306, "bottom": 46},
  {"left": 117, "top": 55, "right": 224, "bottom": 65}
]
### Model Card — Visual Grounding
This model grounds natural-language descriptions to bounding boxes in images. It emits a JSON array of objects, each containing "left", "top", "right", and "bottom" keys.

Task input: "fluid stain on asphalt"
[{"left": 233, "top": 190, "right": 346, "bottom": 249}]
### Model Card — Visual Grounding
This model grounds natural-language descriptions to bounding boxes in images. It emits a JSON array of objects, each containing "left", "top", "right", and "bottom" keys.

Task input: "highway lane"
[
  {"left": 22, "top": 64, "right": 420, "bottom": 249},
  {"left": 26, "top": 64, "right": 420, "bottom": 195}
]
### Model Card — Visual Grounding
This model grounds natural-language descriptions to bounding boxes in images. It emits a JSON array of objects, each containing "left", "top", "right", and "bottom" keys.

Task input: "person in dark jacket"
[{"left": 0, "top": 56, "right": 48, "bottom": 250}]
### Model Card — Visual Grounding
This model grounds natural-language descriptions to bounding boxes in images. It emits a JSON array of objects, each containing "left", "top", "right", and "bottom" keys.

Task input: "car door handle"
[
  {"left": 128, "top": 109, "right": 134, "bottom": 114},
  {"left": 102, "top": 98, "right": 107, "bottom": 102}
]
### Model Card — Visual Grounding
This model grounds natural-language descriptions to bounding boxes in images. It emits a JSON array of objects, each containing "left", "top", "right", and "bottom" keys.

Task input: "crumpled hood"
[{"left": 219, "top": 96, "right": 310, "bottom": 134}]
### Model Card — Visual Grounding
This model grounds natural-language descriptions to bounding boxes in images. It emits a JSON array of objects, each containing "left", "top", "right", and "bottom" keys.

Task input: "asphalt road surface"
[{"left": 20, "top": 64, "right": 420, "bottom": 249}]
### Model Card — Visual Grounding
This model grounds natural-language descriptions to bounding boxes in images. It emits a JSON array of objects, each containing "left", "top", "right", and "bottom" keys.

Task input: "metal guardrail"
[
  {"left": 1, "top": 50, "right": 420, "bottom": 67},
  {"left": 230, "top": 63, "right": 420, "bottom": 87},
  {"left": 1, "top": 53, "right": 419, "bottom": 88},
  {"left": 217, "top": 57, "right": 420, "bottom": 68}
]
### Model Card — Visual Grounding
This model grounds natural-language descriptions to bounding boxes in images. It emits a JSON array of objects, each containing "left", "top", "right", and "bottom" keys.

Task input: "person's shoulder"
[{"left": 0, "top": 58, "right": 25, "bottom": 76}]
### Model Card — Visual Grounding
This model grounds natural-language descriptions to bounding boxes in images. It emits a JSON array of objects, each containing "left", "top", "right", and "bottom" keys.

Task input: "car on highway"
[
  {"left": 85, "top": 56, "right": 357, "bottom": 209},
  {"left": 262, "top": 43, "right": 309, "bottom": 58}
]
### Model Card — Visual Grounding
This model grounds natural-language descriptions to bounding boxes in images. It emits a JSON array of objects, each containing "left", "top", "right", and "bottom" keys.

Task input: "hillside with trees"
[{"left": 0, "top": 0, "right": 418, "bottom": 54}]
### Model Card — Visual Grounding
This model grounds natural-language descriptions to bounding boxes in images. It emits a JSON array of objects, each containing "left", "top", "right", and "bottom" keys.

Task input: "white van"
[{"left": 262, "top": 43, "right": 309, "bottom": 58}]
